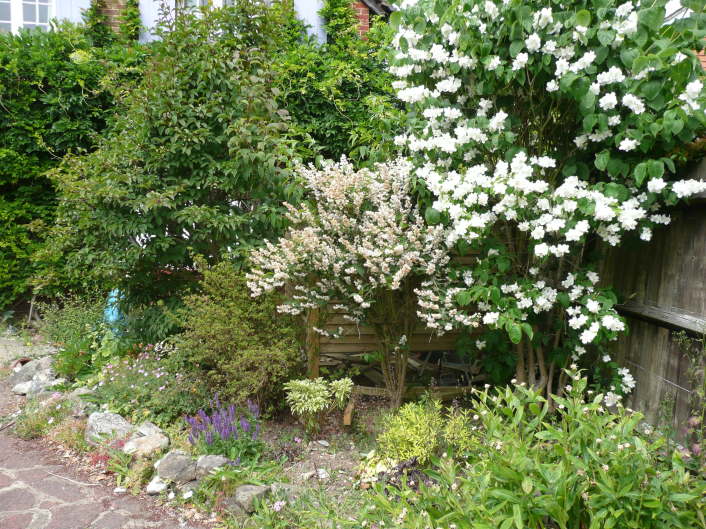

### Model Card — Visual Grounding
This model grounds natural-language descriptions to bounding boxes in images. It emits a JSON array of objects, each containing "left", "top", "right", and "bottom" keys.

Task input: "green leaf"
[
  {"left": 575, "top": 10, "right": 591, "bottom": 27},
  {"left": 521, "top": 323, "right": 534, "bottom": 340},
  {"left": 389, "top": 11, "right": 401, "bottom": 29},
  {"left": 634, "top": 163, "right": 648, "bottom": 187},
  {"left": 597, "top": 29, "right": 615, "bottom": 46},
  {"left": 648, "top": 160, "right": 664, "bottom": 179},
  {"left": 425, "top": 207, "right": 442, "bottom": 225},
  {"left": 506, "top": 322, "right": 522, "bottom": 344},
  {"left": 595, "top": 151, "right": 610, "bottom": 171},
  {"left": 456, "top": 290, "right": 473, "bottom": 307},
  {"left": 513, "top": 503, "right": 523, "bottom": 529},
  {"left": 510, "top": 40, "right": 524, "bottom": 57}
]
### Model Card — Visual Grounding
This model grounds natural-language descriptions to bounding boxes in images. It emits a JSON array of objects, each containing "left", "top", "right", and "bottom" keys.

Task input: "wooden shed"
[{"left": 601, "top": 157, "right": 706, "bottom": 432}]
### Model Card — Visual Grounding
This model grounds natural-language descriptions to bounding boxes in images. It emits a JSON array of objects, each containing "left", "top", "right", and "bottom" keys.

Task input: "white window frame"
[{"left": 1, "top": 0, "right": 54, "bottom": 33}]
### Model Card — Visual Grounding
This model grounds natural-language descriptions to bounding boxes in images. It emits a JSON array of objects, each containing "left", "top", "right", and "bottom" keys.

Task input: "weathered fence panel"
[{"left": 602, "top": 158, "right": 706, "bottom": 431}]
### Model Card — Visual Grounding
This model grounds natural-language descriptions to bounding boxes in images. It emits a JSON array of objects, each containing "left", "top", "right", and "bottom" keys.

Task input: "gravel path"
[{"left": 0, "top": 336, "right": 208, "bottom": 529}]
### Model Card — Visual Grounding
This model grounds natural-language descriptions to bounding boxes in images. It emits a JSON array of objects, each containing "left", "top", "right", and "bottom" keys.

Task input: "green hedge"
[{"left": 0, "top": 23, "right": 147, "bottom": 309}]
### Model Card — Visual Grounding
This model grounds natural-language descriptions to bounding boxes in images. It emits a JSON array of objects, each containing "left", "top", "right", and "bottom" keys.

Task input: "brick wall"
[
  {"left": 101, "top": 0, "right": 126, "bottom": 32},
  {"left": 698, "top": 51, "right": 706, "bottom": 70},
  {"left": 352, "top": 1, "right": 369, "bottom": 36}
]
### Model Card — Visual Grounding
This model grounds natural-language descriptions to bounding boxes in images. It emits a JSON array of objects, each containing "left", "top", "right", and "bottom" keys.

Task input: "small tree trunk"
[{"left": 305, "top": 308, "right": 320, "bottom": 379}]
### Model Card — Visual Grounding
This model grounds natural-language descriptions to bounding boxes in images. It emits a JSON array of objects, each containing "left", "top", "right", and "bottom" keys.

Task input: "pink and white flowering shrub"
[
  {"left": 247, "top": 158, "right": 453, "bottom": 405},
  {"left": 389, "top": 0, "right": 706, "bottom": 400}
]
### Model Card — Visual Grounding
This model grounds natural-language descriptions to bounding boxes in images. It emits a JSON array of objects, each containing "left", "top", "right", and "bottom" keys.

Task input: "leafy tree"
[{"left": 43, "top": 3, "right": 302, "bottom": 335}]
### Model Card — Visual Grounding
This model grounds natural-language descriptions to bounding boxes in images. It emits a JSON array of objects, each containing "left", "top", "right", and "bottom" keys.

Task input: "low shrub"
[
  {"left": 177, "top": 261, "right": 301, "bottom": 413},
  {"left": 362, "top": 371, "right": 706, "bottom": 529},
  {"left": 283, "top": 377, "right": 353, "bottom": 433},
  {"left": 376, "top": 399, "right": 443, "bottom": 465},
  {"left": 39, "top": 293, "right": 132, "bottom": 381},
  {"left": 49, "top": 417, "right": 89, "bottom": 453},
  {"left": 94, "top": 342, "right": 210, "bottom": 426},
  {"left": 14, "top": 395, "right": 70, "bottom": 439}
]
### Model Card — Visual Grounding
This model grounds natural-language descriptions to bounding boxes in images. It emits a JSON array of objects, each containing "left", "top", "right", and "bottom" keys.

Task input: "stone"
[
  {"left": 154, "top": 450, "right": 197, "bottom": 484},
  {"left": 11, "top": 381, "right": 31, "bottom": 395},
  {"left": 177, "top": 480, "right": 200, "bottom": 495},
  {"left": 67, "top": 389, "right": 95, "bottom": 418},
  {"left": 270, "top": 482, "right": 304, "bottom": 502},
  {"left": 134, "top": 421, "right": 163, "bottom": 438},
  {"left": 113, "top": 487, "right": 127, "bottom": 494},
  {"left": 232, "top": 484, "right": 270, "bottom": 513},
  {"left": 122, "top": 433, "right": 169, "bottom": 458},
  {"left": 221, "top": 495, "right": 246, "bottom": 517},
  {"left": 145, "top": 476, "right": 168, "bottom": 495},
  {"left": 8, "top": 356, "right": 53, "bottom": 385},
  {"left": 85, "top": 412, "right": 133, "bottom": 445},
  {"left": 26, "top": 373, "right": 64, "bottom": 396},
  {"left": 316, "top": 440, "right": 330, "bottom": 447},
  {"left": 195, "top": 454, "right": 229, "bottom": 477},
  {"left": 316, "top": 468, "right": 330, "bottom": 480}
]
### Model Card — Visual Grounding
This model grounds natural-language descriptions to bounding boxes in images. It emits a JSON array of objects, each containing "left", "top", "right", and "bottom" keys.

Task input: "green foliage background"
[{"left": 0, "top": 24, "right": 146, "bottom": 310}]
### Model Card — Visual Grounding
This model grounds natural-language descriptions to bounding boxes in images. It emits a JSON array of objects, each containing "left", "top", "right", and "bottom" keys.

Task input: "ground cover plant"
[{"left": 389, "top": 0, "right": 706, "bottom": 405}]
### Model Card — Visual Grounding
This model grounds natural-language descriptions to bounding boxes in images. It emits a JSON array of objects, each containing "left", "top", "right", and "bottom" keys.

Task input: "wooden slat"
[{"left": 617, "top": 301, "right": 706, "bottom": 335}]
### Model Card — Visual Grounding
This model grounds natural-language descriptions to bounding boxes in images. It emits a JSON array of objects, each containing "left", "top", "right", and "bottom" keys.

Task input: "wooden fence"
[{"left": 601, "top": 157, "right": 706, "bottom": 431}]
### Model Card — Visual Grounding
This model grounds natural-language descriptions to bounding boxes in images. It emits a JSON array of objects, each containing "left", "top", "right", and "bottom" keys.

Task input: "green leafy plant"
[
  {"left": 82, "top": 0, "right": 116, "bottom": 47},
  {"left": 14, "top": 396, "right": 71, "bottom": 440},
  {"left": 45, "top": 3, "right": 303, "bottom": 333},
  {"left": 177, "top": 261, "right": 300, "bottom": 412},
  {"left": 118, "top": 0, "right": 142, "bottom": 42},
  {"left": 0, "top": 25, "right": 145, "bottom": 310},
  {"left": 273, "top": 0, "right": 401, "bottom": 165},
  {"left": 93, "top": 342, "right": 210, "bottom": 426},
  {"left": 376, "top": 399, "right": 443, "bottom": 465},
  {"left": 362, "top": 370, "right": 706, "bottom": 529},
  {"left": 284, "top": 377, "right": 353, "bottom": 433}
]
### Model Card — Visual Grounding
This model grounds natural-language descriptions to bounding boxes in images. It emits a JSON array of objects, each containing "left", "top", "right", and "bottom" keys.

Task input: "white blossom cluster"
[
  {"left": 247, "top": 158, "right": 451, "bottom": 334},
  {"left": 389, "top": 0, "right": 706, "bottom": 397}
]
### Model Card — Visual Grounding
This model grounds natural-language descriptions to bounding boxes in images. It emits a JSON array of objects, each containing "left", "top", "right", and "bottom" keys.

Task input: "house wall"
[
  {"left": 352, "top": 0, "right": 368, "bottom": 36},
  {"left": 100, "top": 0, "right": 124, "bottom": 31}
]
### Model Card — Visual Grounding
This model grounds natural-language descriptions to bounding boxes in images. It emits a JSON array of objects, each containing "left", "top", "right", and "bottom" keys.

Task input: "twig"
[
  {"left": 0, "top": 420, "right": 16, "bottom": 432},
  {"left": 45, "top": 471, "right": 99, "bottom": 486}
]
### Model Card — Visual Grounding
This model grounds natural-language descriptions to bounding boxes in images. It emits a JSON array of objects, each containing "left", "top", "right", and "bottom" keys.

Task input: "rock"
[
  {"left": 177, "top": 480, "right": 200, "bottom": 495},
  {"left": 232, "top": 484, "right": 270, "bottom": 513},
  {"left": 11, "top": 381, "right": 32, "bottom": 395},
  {"left": 26, "top": 374, "right": 64, "bottom": 396},
  {"left": 316, "top": 468, "right": 330, "bottom": 480},
  {"left": 270, "top": 482, "right": 304, "bottom": 502},
  {"left": 222, "top": 495, "right": 246, "bottom": 517},
  {"left": 146, "top": 476, "right": 168, "bottom": 495},
  {"left": 134, "top": 421, "right": 163, "bottom": 438},
  {"left": 8, "top": 356, "right": 53, "bottom": 385},
  {"left": 316, "top": 440, "right": 330, "bottom": 447},
  {"left": 154, "top": 450, "right": 197, "bottom": 484},
  {"left": 67, "top": 387, "right": 95, "bottom": 417},
  {"left": 85, "top": 412, "right": 133, "bottom": 445},
  {"left": 113, "top": 487, "right": 127, "bottom": 494},
  {"left": 195, "top": 454, "right": 229, "bottom": 477},
  {"left": 123, "top": 433, "right": 169, "bottom": 458}
]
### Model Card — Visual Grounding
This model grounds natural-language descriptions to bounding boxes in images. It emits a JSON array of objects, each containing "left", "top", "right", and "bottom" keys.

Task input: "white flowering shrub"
[
  {"left": 389, "top": 0, "right": 706, "bottom": 401},
  {"left": 248, "top": 158, "right": 452, "bottom": 406}
]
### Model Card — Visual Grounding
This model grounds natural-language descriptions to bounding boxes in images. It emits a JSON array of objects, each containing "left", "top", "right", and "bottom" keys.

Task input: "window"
[{"left": 0, "top": 0, "right": 51, "bottom": 32}]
